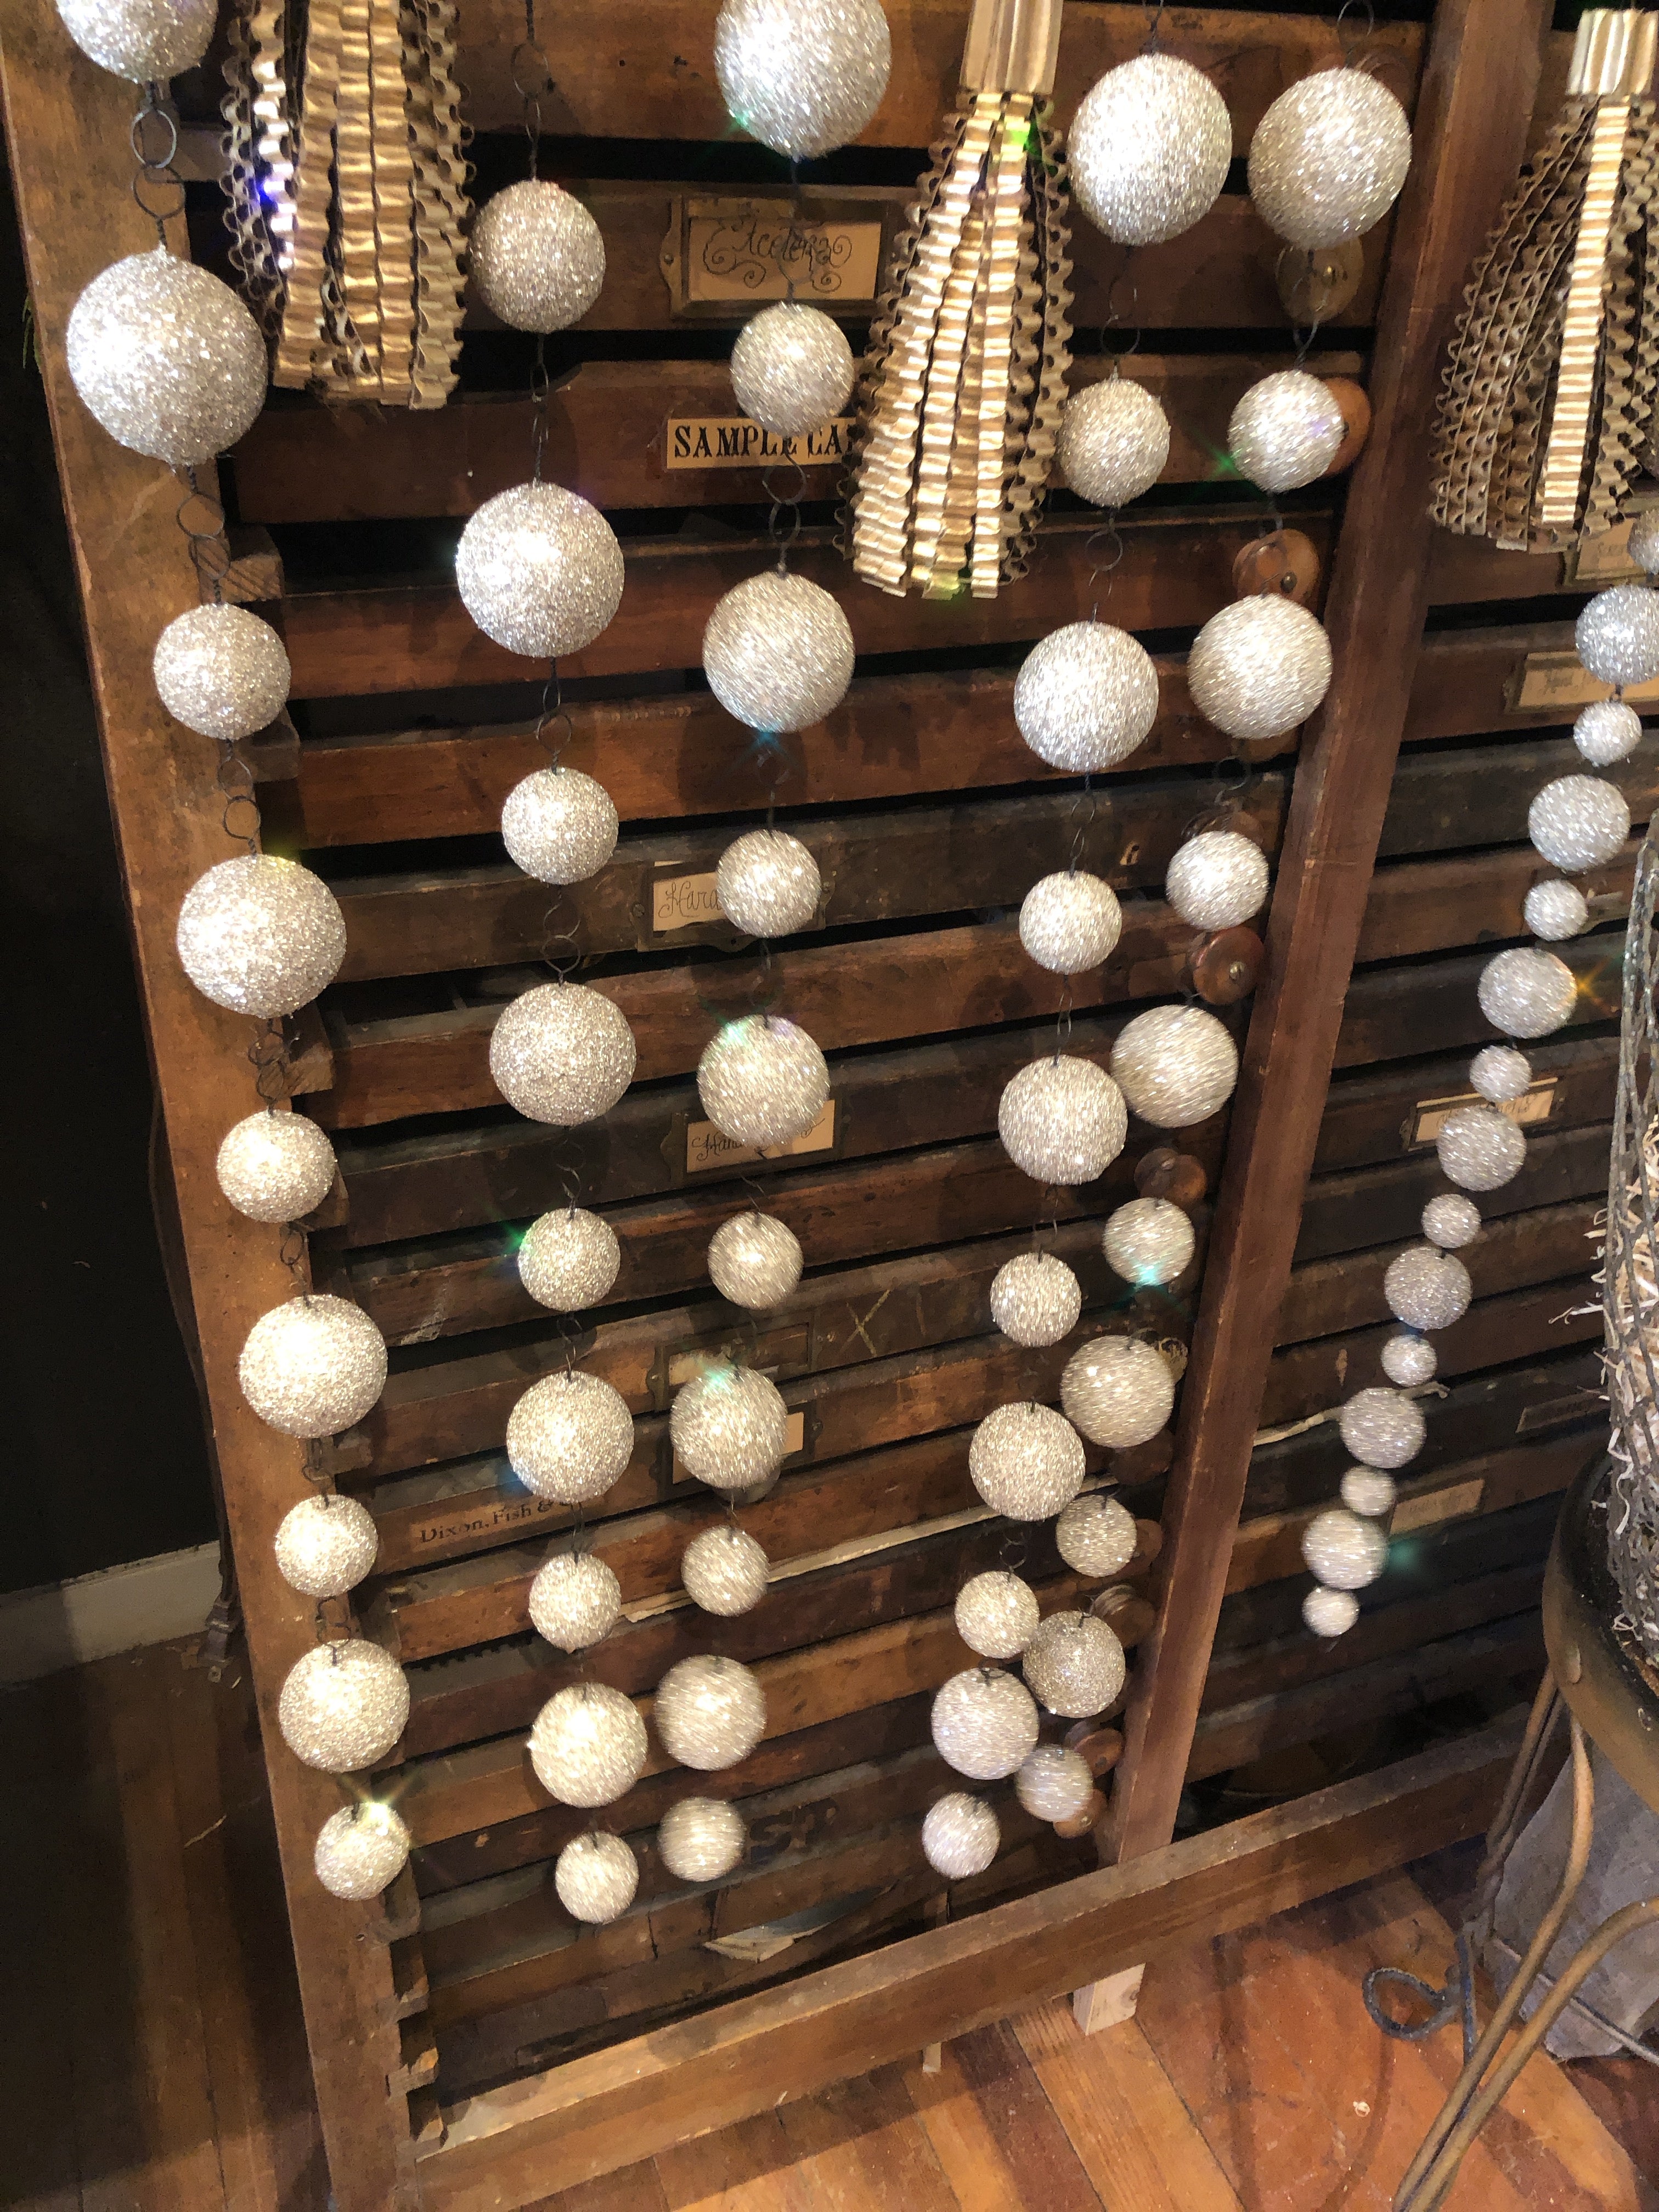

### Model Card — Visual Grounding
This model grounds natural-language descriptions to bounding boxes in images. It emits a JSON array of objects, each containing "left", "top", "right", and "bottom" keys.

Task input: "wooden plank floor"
[{"left": 1, "top": 1640, "right": 1652, "bottom": 2212}]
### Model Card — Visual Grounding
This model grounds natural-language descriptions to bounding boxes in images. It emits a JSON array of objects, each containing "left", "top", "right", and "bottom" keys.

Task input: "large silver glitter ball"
[
  {"left": 1436, "top": 1103, "right": 1526, "bottom": 1192},
  {"left": 556, "top": 1833, "right": 639, "bottom": 1924},
  {"left": 67, "top": 249, "right": 266, "bottom": 466},
  {"left": 456, "top": 483, "right": 624, "bottom": 659},
  {"left": 1018, "top": 870, "right": 1122, "bottom": 975},
  {"left": 1102, "top": 1196, "right": 1194, "bottom": 1287},
  {"left": 239, "top": 1296, "right": 387, "bottom": 1438},
  {"left": 716, "top": 827, "right": 821, "bottom": 936},
  {"left": 1058, "top": 378, "right": 1171, "bottom": 509},
  {"left": 216, "top": 1110, "right": 336, "bottom": 1224},
  {"left": 274, "top": 1493, "right": 379, "bottom": 1599},
  {"left": 1527, "top": 776, "right": 1630, "bottom": 872},
  {"left": 177, "top": 855, "right": 346, "bottom": 1019},
  {"left": 489, "top": 982, "right": 636, "bottom": 1125},
  {"left": 1188, "top": 595, "right": 1333, "bottom": 745},
  {"left": 682, "top": 1523, "right": 771, "bottom": 1615},
  {"left": 703, "top": 571, "right": 855, "bottom": 733},
  {"left": 1110, "top": 1003, "right": 1238, "bottom": 1129},
  {"left": 507, "top": 1371, "right": 634, "bottom": 1503},
  {"left": 1384, "top": 1246, "right": 1471, "bottom": 1332},
  {"left": 469, "top": 180, "right": 606, "bottom": 334},
  {"left": 501, "top": 768, "right": 618, "bottom": 887},
  {"left": 968, "top": 1402, "right": 1086, "bottom": 1521},
  {"left": 922, "top": 1792, "right": 1000, "bottom": 1880},
  {"left": 153, "top": 605, "right": 290, "bottom": 743},
  {"left": 1301, "top": 1506, "right": 1388, "bottom": 1591},
  {"left": 654, "top": 1654, "right": 768, "bottom": 1770},
  {"left": 1469, "top": 1045, "right": 1531, "bottom": 1103},
  {"left": 998, "top": 1055, "right": 1128, "bottom": 1186},
  {"left": 530, "top": 1681, "right": 648, "bottom": 1807},
  {"left": 518, "top": 1207, "right": 621, "bottom": 1312},
  {"left": 1228, "top": 370, "right": 1345, "bottom": 494},
  {"left": 659, "top": 1796, "right": 748, "bottom": 1883},
  {"left": 708, "top": 1211, "right": 803, "bottom": 1308},
  {"left": 1381, "top": 1331, "right": 1436, "bottom": 1386},
  {"left": 1061, "top": 1336, "right": 1175, "bottom": 1449},
  {"left": 57, "top": 0, "right": 216, "bottom": 78},
  {"left": 278, "top": 1640, "right": 408, "bottom": 1773},
  {"left": 1338, "top": 1386, "right": 1425, "bottom": 1471},
  {"left": 714, "top": 0, "right": 891, "bottom": 158},
  {"left": 1068, "top": 54, "right": 1231, "bottom": 247},
  {"left": 731, "top": 303, "right": 856, "bottom": 436},
  {"left": 1248, "top": 67, "right": 1412, "bottom": 249},
  {"left": 1015, "top": 1745, "right": 1094, "bottom": 1824},
  {"left": 672, "top": 1363, "right": 789, "bottom": 1492},
  {"left": 1013, "top": 621, "right": 1160, "bottom": 772},
  {"left": 313, "top": 1802, "right": 410, "bottom": 1900},
  {"left": 955, "top": 1569, "right": 1040, "bottom": 1660},
  {"left": 1629, "top": 509, "right": 1659, "bottom": 572},
  {"left": 1304, "top": 1583, "right": 1359, "bottom": 1638},
  {"left": 1573, "top": 698, "right": 1643, "bottom": 766},
  {"left": 1422, "top": 1193, "right": 1481, "bottom": 1250},
  {"left": 1165, "top": 830, "right": 1269, "bottom": 932},
  {"left": 930, "top": 1666, "right": 1040, "bottom": 1780},
  {"left": 990, "top": 1251, "right": 1082, "bottom": 1348},
  {"left": 1341, "top": 1468, "right": 1398, "bottom": 1518},
  {"left": 1524, "top": 880, "right": 1588, "bottom": 941},
  {"left": 697, "top": 1014, "right": 829, "bottom": 1148},
  {"left": 528, "top": 1551, "right": 622, "bottom": 1652},
  {"left": 1477, "top": 947, "right": 1577, "bottom": 1040},
  {"left": 1023, "top": 1611, "right": 1126, "bottom": 1719},
  {"left": 1576, "top": 584, "right": 1659, "bottom": 689},
  {"left": 1056, "top": 1493, "right": 1138, "bottom": 1578}
]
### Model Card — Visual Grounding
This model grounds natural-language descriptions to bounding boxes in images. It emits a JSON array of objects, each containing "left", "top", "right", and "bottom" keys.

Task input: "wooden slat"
[
  {"left": 1299, "top": 1122, "right": 1610, "bottom": 1265},
  {"left": 1333, "top": 932, "right": 1622, "bottom": 1072},
  {"left": 1313, "top": 1032, "right": 1617, "bottom": 1176}
]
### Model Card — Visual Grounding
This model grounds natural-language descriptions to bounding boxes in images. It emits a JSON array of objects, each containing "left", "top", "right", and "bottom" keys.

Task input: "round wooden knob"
[
  {"left": 1231, "top": 527, "right": 1321, "bottom": 607},
  {"left": 1322, "top": 377, "right": 1372, "bottom": 475},
  {"left": 1054, "top": 1789, "right": 1108, "bottom": 1839},
  {"left": 1190, "top": 926, "right": 1265, "bottom": 1005},
  {"left": 1135, "top": 1148, "right": 1207, "bottom": 1207},
  {"left": 1274, "top": 241, "right": 1364, "bottom": 324},
  {"left": 1062, "top": 1725, "right": 1124, "bottom": 1778},
  {"left": 1092, "top": 1590, "right": 1156, "bottom": 1645}
]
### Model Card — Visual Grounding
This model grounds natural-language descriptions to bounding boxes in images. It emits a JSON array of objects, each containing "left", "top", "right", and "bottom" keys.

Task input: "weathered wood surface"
[{"left": 1313, "top": 1033, "right": 1616, "bottom": 1175}]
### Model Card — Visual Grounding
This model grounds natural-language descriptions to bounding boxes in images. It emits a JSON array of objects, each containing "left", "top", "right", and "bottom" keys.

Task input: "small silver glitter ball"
[
  {"left": 703, "top": 571, "right": 855, "bottom": 733},
  {"left": 278, "top": 1640, "right": 409, "bottom": 1773},
  {"left": 518, "top": 1207, "right": 621, "bottom": 1311},
  {"left": 697, "top": 1014, "right": 829, "bottom": 1148},
  {"left": 930, "top": 1667, "right": 1040, "bottom": 1780},
  {"left": 968, "top": 1402, "right": 1086, "bottom": 1521},
  {"left": 1013, "top": 621, "right": 1160, "bottom": 772},
  {"left": 1573, "top": 698, "right": 1643, "bottom": 766},
  {"left": 1422, "top": 1193, "right": 1481, "bottom": 1250},
  {"left": 1524, "top": 880, "right": 1588, "bottom": 941},
  {"left": 177, "top": 855, "right": 346, "bottom": 1019},
  {"left": 671, "top": 1363, "right": 789, "bottom": 1493},
  {"left": 1165, "top": 831, "right": 1269, "bottom": 932},
  {"left": 681, "top": 1524, "right": 771, "bottom": 1615},
  {"left": 955, "top": 1569, "right": 1040, "bottom": 1660},
  {"left": 1068, "top": 53, "right": 1232, "bottom": 247},
  {"left": 1437, "top": 1103, "right": 1526, "bottom": 1192},
  {"left": 1248, "top": 67, "right": 1412, "bottom": 249},
  {"left": 714, "top": 0, "right": 891, "bottom": 157},
  {"left": 531, "top": 1681, "right": 648, "bottom": 1807},
  {"left": 313, "top": 1802, "right": 410, "bottom": 1900},
  {"left": 153, "top": 605, "right": 290, "bottom": 742},
  {"left": 1102, "top": 1196, "right": 1194, "bottom": 1287},
  {"left": 274, "top": 1493, "right": 379, "bottom": 1599},
  {"left": 57, "top": 0, "right": 216, "bottom": 78},
  {"left": 1477, "top": 947, "right": 1576, "bottom": 1040},
  {"left": 731, "top": 302, "right": 855, "bottom": 435},
  {"left": 1576, "top": 584, "right": 1659, "bottom": 689},
  {"left": 240, "top": 1296, "right": 387, "bottom": 1438},
  {"left": 1061, "top": 1336, "right": 1175, "bottom": 1449},
  {"left": 489, "top": 982, "right": 636, "bottom": 1125},
  {"left": 456, "top": 483, "right": 624, "bottom": 659},
  {"left": 1381, "top": 1330, "right": 1437, "bottom": 1386},
  {"left": 1304, "top": 1584, "right": 1359, "bottom": 1637},
  {"left": 216, "top": 1110, "right": 336, "bottom": 1224},
  {"left": 998, "top": 1054, "right": 1127, "bottom": 1186},
  {"left": 654, "top": 1654, "right": 768, "bottom": 1770},
  {"left": 556, "top": 1831, "right": 639, "bottom": 1923},
  {"left": 1110, "top": 1003, "right": 1238, "bottom": 1128},
  {"left": 1341, "top": 1468, "right": 1398, "bottom": 1518},
  {"left": 1023, "top": 1611, "right": 1126, "bottom": 1719},
  {"left": 528, "top": 1552, "right": 622, "bottom": 1652},
  {"left": 1228, "top": 370, "right": 1345, "bottom": 494},
  {"left": 716, "top": 827, "right": 821, "bottom": 936},
  {"left": 501, "top": 768, "right": 618, "bottom": 887},
  {"left": 922, "top": 1792, "right": 1000, "bottom": 1880},
  {"left": 1301, "top": 1506, "right": 1388, "bottom": 1590},
  {"left": 1058, "top": 377, "right": 1171, "bottom": 508},
  {"left": 1527, "top": 776, "right": 1629, "bottom": 872},
  {"left": 1384, "top": 1245, "right": 1471, "bottom": 1331},
  {"left": 659, "top": 1796, "right": 748, "bottom": 1883},
  {"left": 1338, "top": 1386, "right": 1425, "bottom": 1471},
  {"left": 1018, "top": 871, "right": 1122, "bottom": 974},
  {"left": 67, "top": 249, "right": 266, "bottom": 466},
  {"left": 1629, "top": 509, "right": 1659, "bottom": 572},
  {"left": 1056, "top": 1493, "right": 1138, "bottom": 1578},
  {"left": 708, "top": 1211, "right": 804, "bottom": 1308},
  {"left": 1470, "top": 1045, "right": 1531, "bottom": 1103},
  {"left": 990, "top": 1251, "right": 1082, "bottom": 1348},
  {"left": 506, "top": 1371, "right": 634, "bottom": 1503},
  {"left": 469, "top": 180, "right": 606, "bottom": 334},
  {"left": 1015, "top": 1745, "right": 1094, "bottom": 1824},
  {"left": 1188, "top": 596, "right": 1333, "bottom": 745}
]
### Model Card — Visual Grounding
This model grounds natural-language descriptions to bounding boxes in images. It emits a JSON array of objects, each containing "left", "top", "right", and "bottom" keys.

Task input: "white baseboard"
[{"left": 0, "top": 1544, "right": 223, "bottom": 1687}]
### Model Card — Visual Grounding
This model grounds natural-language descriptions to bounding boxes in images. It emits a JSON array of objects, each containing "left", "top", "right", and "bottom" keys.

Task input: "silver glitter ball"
[
  {"left": 703, "top": 570, "right": 855, "bottom": 733},
  {"left": 1470, "top": 1045, "right": 1531, "bottom": 1103},
  {"left": 1165, "top": 830, "right": 1269, "bottom": 932},
  {"left": 1110, "top": 1003, "right": 1238, "bottom": 1128},
  {"left": 1437, "top": 1102, "right": 1526, "bottom": 1192},
  {"left": 714, "top": 0, "right": 891, "bottom": 158},
  {"left": 922, "top": 1792, "right": 1000, "bottom": 1880},
  {"left": 1384, "top": 1245, "right": 1471, "bottom": 1331},
  {"left": 313, "top": 1802, "right": 410, "bottom": 1901},
  {"left": 672, "top": 1363, "right": 789, "bottom": 1493},
  {"left": 1577, "top": 584, "right": 1659, "bottom": 689},
  {"left": 556, "top": 1832, "right": 639, "bottom": 1924},
  {"left": 731, "top": 302, "right": 856, "bottom": 436},
  {"left": 954, "top": 1569, "right": 1040, "bottom": 1660},
  {"left": 1018, "top": 870, "right": 1122, "bottom": 975},
  {"left": 968, "top": 1402, "right": 1086, "bottom": 1521},
  {"left": 1013, "top": 621, "right": 1160, "bottom": 772},
  {"left": 177, "top": 854, "right": 346, "bottom": 1019},
  {"left": 998, "top": 1054, "right": 1127, "bottom": 1186},
  {"left": 239, "top": 1295, "right": 387, "bottom": 1438},
  {"left": 489, "top": 982, "right": 636, "bottom": 1125},
  {"left": 990, "top": 1251, "right": 1082, "bottom": 1348},
  {"left": 528, "top": 1551, "right": 622, "bottom": 1652},
  {"left": 1477, "top": 947, "right": 1576, "bottom": 1040},
  {"left": 654, "top": 1654, "right": 768, "bottom": 1770},
  {"left": 216, "top": 1110, "right": 336, "bottom": 1224},
  {"left": 1524, "top": 880, "right": 1588, "bottom": 941},
  {"left": 930, "top": 1666, "right": 1040, "bottom": 1780},
  {"left": 1629, "top": 509, "right": 1659, "bottom": 573},
  {"left": 1188, "top": 595, "right": 1333, "bottom": 745},
  {"left": 501, "top": 768, "right": 619, "bottom": 887},
  {"left": 1068, "top": 53, "right": 1231, "bottom": 247},
  {"left": 506, "top": 1372, "right": 634, "bottom": 1504},
  {"left": 518, "top": 1207, "right": 621, "bottom": 1311},
  {"left": 681, "top": 1524, "right": 771, "bottom": 1615},
  {"left": 1381, "top": 1330, "right": 1437, "bottom": 1386},
  {"left": 531, "top": 1681, "right": 648, "bottom": 1807},
  {"left": 1015, "top": 1745, "right": 1094, "bottom": 1824},
  {"left": 716, "top": 827, "right": 821, "bottom": 936},
  {"left": 697, "top": 1014, "right": 829, "bottom": 1148},
  {"left": 456, "top": 483, "right": 624, "bottom": 659},
  {"left": 469, "top": 180, "right": 606, "bottom": 335},
  {"left": 278, "top": 1640, "right": 408, "bottom": 1773},
  {"left": 1338, "top": 1386, "right": 1425, "bottom": 1471},
  {"left": 153, "top": 605, "right": 290, "bottom": 743},
  {"left": 1248, "top": 67, "right": 1412, "bottom": 249},
  {"left": 1058, "top": 378, "right": 1171, "bottom": 509},
  {"left": 1102, "top": 1196, "right": 1194, "bottom": 1287},
  {"left": 57, "top": 0, "right": 215, "bottom": 78},
  {"left": 1527, "top": 775, "right": 1629, "bottom": 873},
  {"left": 1573, "top": 698, "right": 1643, "bottom": 766},
  {"left": 1228, "top": 370, "right": 1345, "bottom": 494},
  {"left": 1301, "top": 1506, "right": 1388, "bottom": 1591},
  {"left": 274, "top": 1493, "right": 379, "bottom": 1599},
  {"left": 659, "top": 1796, "right": 748, "bottom": 1883},
  {"left": 708, "top": 1210, "right": 803, "bottom": 1308},
  {"left": 1303, "top": 1584, "right": 1359, "bottom": 1637},
  {"left": 1061, "top": 1336, "right": 1175, "bottom": 1449},
  {"left": 1341, "top": 1468, "right": 1398, "bottom": 1518},
  {"left": 67, "top": 249, "right": 266, "bottom": 466},
  {"left": 1422, "top": 1193, "right": 1481, "bottom": 1250},
  {"left": 1023, "top": 1611, "right": 1126, "bottom": 1719},
  {"left": 1056, "top": 1493, "right": 1138, "bottom": 1578}
]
